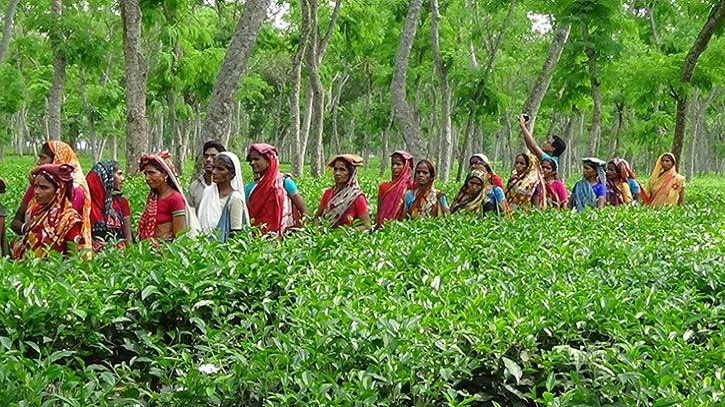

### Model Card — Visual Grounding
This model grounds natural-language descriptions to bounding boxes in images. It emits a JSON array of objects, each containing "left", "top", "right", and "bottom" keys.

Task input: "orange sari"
[{"left": 647, "top": 153, "right": 685, "bottom": 207}]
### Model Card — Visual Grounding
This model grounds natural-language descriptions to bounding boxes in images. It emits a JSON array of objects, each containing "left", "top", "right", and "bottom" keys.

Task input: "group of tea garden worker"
[{"left": 0, "top": 115, "right": 686, "bottom": 260}]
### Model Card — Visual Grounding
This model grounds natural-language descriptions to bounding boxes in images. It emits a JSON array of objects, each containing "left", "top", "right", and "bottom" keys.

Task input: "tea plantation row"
[{"left": 0, "top": 159, "right": 723, "bottom": 406}]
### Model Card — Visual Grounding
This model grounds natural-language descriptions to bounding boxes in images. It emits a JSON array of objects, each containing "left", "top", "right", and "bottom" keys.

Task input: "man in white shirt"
[{"left": 187, "top": 141, "right": 225, "bottom": 212}]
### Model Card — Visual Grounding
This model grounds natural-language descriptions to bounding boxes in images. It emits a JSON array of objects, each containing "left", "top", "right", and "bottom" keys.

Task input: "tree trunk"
[
  {"left": 48, "top": 0, "right": 65, "bottom": 141},
  {"left": 582, "top": 23, "right": 602, "bottom": 157},
  {"left": 521, "top": 23, "right": 571, "bottom": 130},
  {"left": 0, "top": 0, "right": 19, "bottom": 64},
  {"left": 120, "top": 0, "right": 149, "bottom": 174},
  {"left": 200, "top": 0, "right": 271, "bottom": 144},
  {"left": 289, "top": 5, "right": 309, "bottom": 177},
  {"left": 79, "top": 73, "right": 101, "bottom": 162},
  {"left": 430, "top": 0, "right": 452, "bottom": 181},
  {"left": 305, "top": 2, "right": 325, "bottom": 176},
  {"left": 671, "top": 1, "right": 725, "bottom": 164},
  {"left": 391, "top": 0, "right": 426, "bottom": 161},
  {"left": 611, "top": 102, "right": 624, "bottom": 156}
]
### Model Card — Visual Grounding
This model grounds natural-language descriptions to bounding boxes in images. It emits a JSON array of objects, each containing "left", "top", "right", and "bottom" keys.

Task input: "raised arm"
[{"left": 519, "top": 114, "right": 543, "bottom": 158}]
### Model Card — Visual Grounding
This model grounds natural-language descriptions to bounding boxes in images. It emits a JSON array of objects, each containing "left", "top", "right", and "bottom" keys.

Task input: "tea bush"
[{"left": 0, "top": 158, "right": 723, "bottom": 406}]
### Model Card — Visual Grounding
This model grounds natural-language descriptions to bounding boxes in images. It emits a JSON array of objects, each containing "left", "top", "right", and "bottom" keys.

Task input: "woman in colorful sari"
[
  {"left": 605, "top": 158, "right": 633, "bottom": 206},
  {"left": 570, "top": 157, "right": 607, "bottom": 212},
  {"left": 198, "top": 152, "right": 249, "bottom": 242},
  {"left": 646, "top": 153, "right": 685, "bottom": 206},
  {"left": 315, "top": 154, "right": 371, "bottom": 228},
  {"left": 12, "top": 164, "right": 83, "bottom": 259},
  {"left": 619, "top": 159, "right": 643, "bottom": 203},
  {"left": 469, "top": 154, "right": 504, "bottom": 189},
  {"left": 541, "top": 158, "right": 568, "bottom": 209},
  {"left": 137, "top": 152, "right": 190, "bottom": 242},
  {"left": 376, "top": 150, "right": 414, "bottom": 227},
  {"left": 11, "top": 141, "right": 91, "bottom": 251},
  {"left": 404, "top": 159, "right": 450, "bottom": 219},
  {"left": 505, "top": 152, "right": 545, "bottom": 210},
  {"left": 87, "top": 160, "right": 133, "bottom": 251},
  {"left": 451, "top": 167, "right": 509, "bottom": 216},
  {"left": 246, "top": 143, "right": 309, "bottom": 236}
]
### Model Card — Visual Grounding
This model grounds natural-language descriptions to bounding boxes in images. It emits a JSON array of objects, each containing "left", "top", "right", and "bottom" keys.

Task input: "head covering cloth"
[
  {"left": 87, "top": 160, "right": 123, "bottom": 238},
  {"left": 198, "top": 152, "right": 249, "bottom": 232},
  {"left": 321, "top": 154, "right": 364, "bottom": 227},
  {"left": 376, "top": 150, "right": 413, "bottom": 226},
  {"left": 646, "top": 153, "right": 684, "bottom": 206},
  {"left": 12, "top": 164, "right": 82, "bottom": 259},
  {"left": 505, "top": 152, "right": 546, "bottom": 209},
  {"left": 42, "top": 140, "right": 92, "bottom": 251},
  {"left": 137, "top": 151, "right": 186, "bottom": 240}
]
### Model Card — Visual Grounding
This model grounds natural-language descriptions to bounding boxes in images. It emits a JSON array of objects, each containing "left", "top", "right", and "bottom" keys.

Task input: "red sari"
[{"left": 12, "top": 164, "right": 82, "bottom": 259}]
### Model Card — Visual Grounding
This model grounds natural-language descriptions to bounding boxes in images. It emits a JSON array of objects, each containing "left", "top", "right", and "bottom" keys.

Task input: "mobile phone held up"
[{"left": 521, "top": 113, "right": 530, "bottom": 123}]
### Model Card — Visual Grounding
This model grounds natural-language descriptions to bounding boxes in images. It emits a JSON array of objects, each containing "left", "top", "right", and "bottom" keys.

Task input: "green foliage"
[{"left": 0, "top": 157, "right": 723, "bottom": 405}]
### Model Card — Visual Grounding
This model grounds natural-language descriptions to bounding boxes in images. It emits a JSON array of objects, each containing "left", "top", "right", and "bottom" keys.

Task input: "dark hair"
[
  {"left": 415, "top": 159, "right": 436, "bottom": 179},
  {"left": 215, "top": 154, "right": 236, "bottom": 178},
  {"left": 551, "top": 135, "right": 566, "bottom": 157},
  {"left": 333, "top": 157, "right": 355, "bottom": 174},
  {"left": 516, "top": 153, "right": 529, "bottom": 167},
  {"left": 41, "top": 143, "right": 55, "bottom": 162},
  {"left": 541, "top": 157, "right": 557, "bottom": 172},
  {"left": 582, "top": 159, "right": 599, "bottom": 170},
  {"left": 203, "top": 141, "right": 226, "bottom": 154},
  {"left": 110, "top": 160, "right": 122, "bottom": 172}
]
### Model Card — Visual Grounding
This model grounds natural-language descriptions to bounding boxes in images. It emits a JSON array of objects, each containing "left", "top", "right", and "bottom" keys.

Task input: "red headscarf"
[
  {"left": 376, "top": 150, "right": 413, "bottom": 227},
  {"left": 12, "top": 164, "right": 82, "bottom": 259},
  {"left": 246, "top": 143, "right": 287, "bottom": 235}
]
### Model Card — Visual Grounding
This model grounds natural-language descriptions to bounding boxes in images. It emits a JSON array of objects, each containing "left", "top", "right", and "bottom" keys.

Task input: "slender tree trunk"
[
  {"left": 290, "top": 5, "right": 309, "bottom": 177},
  {"left": 430, "top": 0, "right": 453, "bottom": 181},
  {"left": 582, "top": 23, "right": 602, "bottom": 157},
  {"left": 305, "top": 10, "right": 325, "bottom": 176},
  {"left": 120, "top": 0, "right": 149, "bottom": 174},
  {"left": 79, "top": 73, "right": 101, "bottom": 162},
  {"left": 200, "top": 0, "right": 271, "bottom": 143},
  {"left": 671, "top": 1, "right": 725, "bottom": 164},
  {"left": 391, "top": 0, "right": 426, "bottom": 161},
  {"left": 521, "top": 22, "right": 571, "bottom": 130},
  {"left": 48, "top": 0, "right": 65, "bottom": 141},
  {"left": 611, "top": 102, "right": 624, "bottom": 156},
  {"left": 0, "top": 0, "right": 19, "bottom": 64}
]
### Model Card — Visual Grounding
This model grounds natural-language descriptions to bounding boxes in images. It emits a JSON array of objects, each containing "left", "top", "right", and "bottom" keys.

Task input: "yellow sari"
[{"left": 647, "top": 153, "right": 685, "bottom": 207}]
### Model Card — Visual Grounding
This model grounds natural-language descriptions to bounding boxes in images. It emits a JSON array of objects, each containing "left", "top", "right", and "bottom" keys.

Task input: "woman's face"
[
  {"left": 661, "top": 155, "right": 674, "bottom": 171},
  {"left": 606, "top": 162, "right": 618, "bottom": 180},
  {"left": 469, "top": 157, "right": 486, "bottom": 171},
  {"left": 247, "top": 150, "right": 269, "bottom": 175},
  {"left": 466, "top": 176, "right": 483, "bottom": 195},
  {"left": 37, "top": 152, "right": 53, "bottom": 166},
  {"left": 332, "top": 160, "right": 351, "bottom": 186},
  {"left": 142, "top": 164, "right": 167, "bottom": 190},
  {"left": 113, "top": 169, "right": 124, "bottom": 190},
  {"left": 391, "top": 155, "right": 406, "bottom": 178},
  {"left": 514, "top": 155, "right": 528, "bottom": 173},
  {"left": 33, "top": 174, "right": 57, "bottom": 206},
  {"left": 541, "top": 161, "right": 554, "bottom": 178},
  {"left": 415, "top": 163, "right": 432, "bottom": 186},
  {"left": 212, "top": 157, "right": 233, "bottom": 185},
  {"left": 583, "top": 163, "right": 597, "bottom": 180}
]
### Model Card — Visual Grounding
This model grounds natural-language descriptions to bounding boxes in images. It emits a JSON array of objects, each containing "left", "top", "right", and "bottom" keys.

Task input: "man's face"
[
  {"left": 541, "top": 137, "right": 555, "bottom": 154},
  {"left": 204, "top": 148, "right": 220, "bottom": 174}
]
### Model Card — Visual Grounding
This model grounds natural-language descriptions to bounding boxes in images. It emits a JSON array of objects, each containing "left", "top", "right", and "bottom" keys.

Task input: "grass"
[{"left": 0, "top": 155, "right": 723, "bottom": 406}]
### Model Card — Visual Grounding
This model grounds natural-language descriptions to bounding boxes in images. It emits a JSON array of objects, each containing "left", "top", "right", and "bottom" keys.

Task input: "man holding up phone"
[{"left": 518, "top": 114, "right": 566, "bottom": 168}]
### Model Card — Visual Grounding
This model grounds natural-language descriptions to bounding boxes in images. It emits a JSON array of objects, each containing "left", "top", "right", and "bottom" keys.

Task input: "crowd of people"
[{"left": 0, "top": 114, "right": 686, "bottom": 260}]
